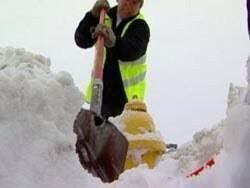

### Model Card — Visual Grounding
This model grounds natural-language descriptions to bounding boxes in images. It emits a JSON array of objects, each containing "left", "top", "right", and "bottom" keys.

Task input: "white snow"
[
  {"left": 123, "top": 131, "right": 164, "bottom": 142},
  {"left": 245, "top": 56, "right": 250, "bottom": 105},
  {"left": 0, "top": 47, "right": 104, "bottom": 188},
  {"left": 227, "top": 83, "right": 246, "bottom": 110},
  {"left": 1, "top": 47, "right": 250, "bottom": 188}
]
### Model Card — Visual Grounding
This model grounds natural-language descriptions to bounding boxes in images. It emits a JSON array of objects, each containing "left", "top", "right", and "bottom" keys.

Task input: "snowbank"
[
  {"left": 109, "top": 56, "right": 250, "bottom": 187},
  {"left": 1, "top": 47, "right": 250, "bottom": 188},
  {"left": 0, "top": 47, "right": 104, "bottom": 188}
]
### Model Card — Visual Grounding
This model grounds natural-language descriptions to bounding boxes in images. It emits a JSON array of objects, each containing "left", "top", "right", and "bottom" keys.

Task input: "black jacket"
[{"left": 75, "top": 6, "right": 150, "bottom": 118}]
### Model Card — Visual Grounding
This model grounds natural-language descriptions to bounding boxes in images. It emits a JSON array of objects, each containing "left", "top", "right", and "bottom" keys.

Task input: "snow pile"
[
  {"left": 0, "top": 47, "right": 104, "bottom": 188},
  {"left": 166, "top": 124, "right": 223, "bottom": 174},
  {"left": 109, "top": 56, "right": 250, "bottom": 188},
  {"left": 1, "top": 47, "right": 250, "bottom": 188},
  {"left": 110, "top": 110, "right": 250, "bottom": 188}
]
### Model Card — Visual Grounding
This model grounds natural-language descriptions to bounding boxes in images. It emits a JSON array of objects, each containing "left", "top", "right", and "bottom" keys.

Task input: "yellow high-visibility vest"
[{"left": 85, "top": 13, "right": 147, "bottom": 103}]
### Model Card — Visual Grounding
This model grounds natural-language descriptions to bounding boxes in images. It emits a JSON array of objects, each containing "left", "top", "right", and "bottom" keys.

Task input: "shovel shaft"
[
  {"left": 93, "top": 9, "right": 106, "bottom": 80},
  {"left": 91, "top": 79, "right": 103, "bottom": 115},
  {"left": 91, "top": 9, "right": 106, "bottom": 115}
]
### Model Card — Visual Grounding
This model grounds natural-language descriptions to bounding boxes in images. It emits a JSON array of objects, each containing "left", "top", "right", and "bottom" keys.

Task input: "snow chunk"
[
  {"left": 247, "top": 56, "right": 250, "bottom": 84},
  {"left": 227, "top": 83, "right": 246, "bottom": 110},
  {"left": 245, "top": 56, "right": 250, "bottom": 104},
  {"left": 0, "top": 47, "right": 51, "bottom": 72}
]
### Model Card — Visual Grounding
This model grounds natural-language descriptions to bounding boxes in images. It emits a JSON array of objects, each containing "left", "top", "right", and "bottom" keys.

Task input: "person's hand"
[
  {"left": 91, "top": 24, "right": 116, "bottom": 48},
  {"left": 91, "top": 0, "right": 110, "bottom": 18}
]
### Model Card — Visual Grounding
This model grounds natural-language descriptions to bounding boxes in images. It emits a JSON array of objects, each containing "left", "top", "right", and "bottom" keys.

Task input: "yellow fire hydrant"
[{"left": 119, "top": 99, "right": 166, "bottom": 170}]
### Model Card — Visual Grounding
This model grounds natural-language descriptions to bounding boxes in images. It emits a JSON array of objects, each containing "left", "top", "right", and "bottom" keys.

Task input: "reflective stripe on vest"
[
  {"left": 85, "top": 13, "right": 147, "bottom": 103},
  {"left": 118, "top": 13, "right": 147, "bottom": 101},
  {"left": 118, "top": 53, "right": 147, "bottom": 101}
]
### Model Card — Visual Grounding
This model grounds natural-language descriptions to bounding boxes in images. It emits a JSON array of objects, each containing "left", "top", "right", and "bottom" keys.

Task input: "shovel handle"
[{"left": 93, "top": 9, "right": 106, "bottom": 80}]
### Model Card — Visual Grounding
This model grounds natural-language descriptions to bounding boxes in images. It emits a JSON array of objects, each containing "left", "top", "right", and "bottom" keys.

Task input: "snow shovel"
[{"left": 73, "top": 9, "right": 128, "bottom": 183}]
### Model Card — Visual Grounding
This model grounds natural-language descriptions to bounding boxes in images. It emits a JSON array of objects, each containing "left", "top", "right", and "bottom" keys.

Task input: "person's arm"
[
  {"left": 74, "top": 12, "right": 99, "bottom": 49},
  {"left": 112, "top": 20, "right": 150, "bottom": 61}
]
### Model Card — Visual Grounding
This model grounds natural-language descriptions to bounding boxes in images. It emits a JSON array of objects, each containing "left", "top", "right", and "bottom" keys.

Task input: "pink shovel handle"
[{"left": 93, "top": 9, "right": 106, "bottom": 80}]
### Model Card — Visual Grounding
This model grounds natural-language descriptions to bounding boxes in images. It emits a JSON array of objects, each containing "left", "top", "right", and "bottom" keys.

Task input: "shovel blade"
[{"left": 73, "top": 108, "right": 128, "bottom": 182}]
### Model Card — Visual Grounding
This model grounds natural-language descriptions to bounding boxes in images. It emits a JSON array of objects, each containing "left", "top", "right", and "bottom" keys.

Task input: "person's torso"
[{"left": 102, "top": 7, "right": 139, "bottom": 117}]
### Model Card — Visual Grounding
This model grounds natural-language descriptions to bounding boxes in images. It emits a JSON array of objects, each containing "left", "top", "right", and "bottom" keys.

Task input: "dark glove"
[
  {"left": 91, "top": 24, "right": 116, "bottom": 48},
  {"left": 91, "top": 0, "right": 110, "bottom": 18}
]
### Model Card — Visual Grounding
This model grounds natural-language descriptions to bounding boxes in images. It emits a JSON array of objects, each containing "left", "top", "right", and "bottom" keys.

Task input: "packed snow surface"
[
  {"left": 0, "top": 47, "right": 250, "bottom": 188},
  {"left": 0, "top": 47, "right": 104, "bottom": 188}
]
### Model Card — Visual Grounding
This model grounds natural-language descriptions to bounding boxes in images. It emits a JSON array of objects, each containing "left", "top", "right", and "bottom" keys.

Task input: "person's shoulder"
[
  {"left": 127, "top": 18, "right": 150, "bottom": 37},
  {"left": 133, "top": 13, "right": 149, "bottom": 25},
  {"left": 107, "top": 6, "right": 117, "bottom": 19},
  {"left": 131, "top": 18, "right": 150, "bottom": 30}
]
